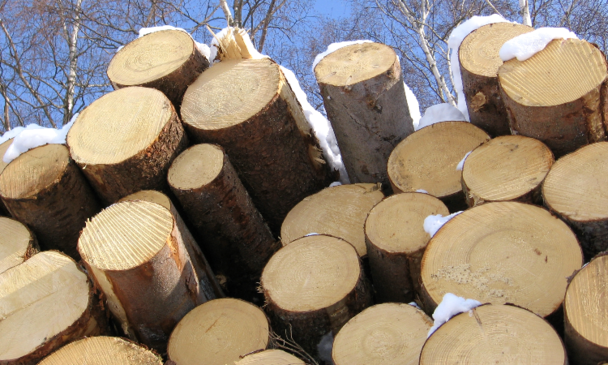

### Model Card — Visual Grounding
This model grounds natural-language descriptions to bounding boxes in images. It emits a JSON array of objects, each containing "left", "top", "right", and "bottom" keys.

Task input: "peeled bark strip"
[
  {"left": 564, "top": 254, "right": 608, "bottom": 365},
  {"left": 314, "top": 42, "right": 414, "bottom": 185},
  {"left": 235, "top": 349, "right": 304, "bottom": 365},
  {"left": 365, "top": 193, "right": 449, "bottom": 303},
  {"left": 107, "top": 30, "right": 209, "bottom": 108},
  {"left": 0, "top": 139, "right": 12, "bottom": 216},
  {"left": 67, "top": 87, "right": 189, "bottom": 205},
  {"left": 281, "top": 183, "right": 384, "bottom": 257},
  {"left": 498, "top": 38, "right": 608, "bottom": 157},
  {"left": 0, "top": 217, "right": 38, "bottom": 274},
  {"left": 462, "top": 135, "right": 553, "bottom": 207},
  {"left": 420, "top": 305, "right": 567, "bottom": 364},
  {"left": 181, "top": 58, "right": 332, "bottom": 232},
  {"left": 387, "top": 122, "right": 490, "bottom": 211},
  {"left": 168, "top": 298, "right": 270, "bottom": 365},
  {"left": 39, "top": 336, "right": 163, "bottom": 365},
  {"left": 167, "top": 144, "right": 278, "bottom": 301},
  {"left": 0, "top": 144, "right": 100, "bottom": 259},
  {"left": 261, "top": 235, "right": 373, "bottom": 358},
  {"left": 78, "top": 200, "right": 205, "bottom": 352},
  {"left": 0, "top": 251, "right": 104, "bottom": 365},
  {"left": 459, "top": 23, "right": 533, "bottom": 136},
  {"left": 420, "top": 202, "right": 582, "bottom": 317}
]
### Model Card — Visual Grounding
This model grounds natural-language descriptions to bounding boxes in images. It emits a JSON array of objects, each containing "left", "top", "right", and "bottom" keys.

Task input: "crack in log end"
[{"left": 471, "top": 92, "right": 487, "bottom": 113}]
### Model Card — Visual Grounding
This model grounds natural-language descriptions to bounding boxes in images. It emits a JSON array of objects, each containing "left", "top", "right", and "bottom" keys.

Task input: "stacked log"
[
  {"left": 0, "top": 217, "right": 38, "bottom": 274},
  {"left": 314, "top": 42, "right": 414, "bottom": 185},
  {"left": 234, "top": 349, "right": 305, "bottom": 365},
  {"left": 0, "top": 138, "right": 12, "bottom": 216}
]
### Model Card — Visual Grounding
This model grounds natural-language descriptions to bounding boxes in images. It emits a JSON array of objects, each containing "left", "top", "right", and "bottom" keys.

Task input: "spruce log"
[
  {"left": 78, "top": 200, "right": 206, "bottom": 352},
  {"left": 281, "top": 183, "right": 384, "bottom": 257},
  {"left": 0, "top": 144, "right": 100, "bottom": 259},
  {"left": 67, "top": 87, "right": 188, "bottom": 205},
  {"left": 167, "top": 298, "right": 270, "bottom": 365},
  {"left": 459, "top": 23, "right": 533, "bottom": 136},
  {"left": 235, "top": 349, "right": 304, "bottom": 365},
  {"left": 498, "top": 38, "right": 608, "bottom": 157},
  {"left": 420, "top": 304, "right": 567, "bottom": 364},
  {"left": 261, "top": 235, "right": 373, "bottom": 358},
  {"left": 564, "top": 253, "right": 608, "bottom": 365},
  {"left": 0, "top": 251, "right": 105, "bottom": 365},
  {"left": 167, "top": 144, "right": 278, "bottom": 301},
  {"left": 387, "top": 122, "right": 490, "bottom": 211},
  {"left": 0, "top": 139, "right": 12, "bottom": 216},
  {"left": 332, "top": 303, "right": 432, "bottom": 365},
  {"left": 462, "top": 135, "right": 553, "bottom": 207},
  {"left": 0, "top": 217, "right": 38, "bottom": 274},
  {"left": 39, "top": 336, "right": 163, "bottom": 365},
  {"left": 364, "top": 193, "right": 448, "bottom": 303},
  {"left": 107, "top": 30, "right": 208, "bottom": 109},
  {"left": 542, "top": 142, "right": 608, "bottom": 259},
  {"left": 420, "top": 202, "right": 582, "bottom": 317},
  {"left": 180, "top": 58, "right": 333, "bottom": 232},
  {"left": 314, "top": 42, "right": 414, "bottom": 185}
]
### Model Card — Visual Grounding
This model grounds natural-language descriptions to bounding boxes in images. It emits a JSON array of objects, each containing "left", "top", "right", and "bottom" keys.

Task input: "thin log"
[{"left": 0, "top": 217, "right": 38, "bottom": 274}]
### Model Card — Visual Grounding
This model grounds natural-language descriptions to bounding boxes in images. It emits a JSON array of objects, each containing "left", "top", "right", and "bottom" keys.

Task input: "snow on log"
[
  {"left": 0, "top": 217, "right": 38, "bottom": 275},
  {"left": 235, "top": 349, "right": 305, "bottom": 365}
]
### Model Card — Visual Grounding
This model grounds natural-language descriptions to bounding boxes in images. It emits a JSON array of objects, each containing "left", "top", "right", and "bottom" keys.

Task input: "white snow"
[
  {"left": 428, "top": 293, "right": 481, "bottom": 337},
  {"left": 135, "top": 25, "right": 210, "bottom": 60},
  {"left": 312, "top": 40, "right": 373, "bottom": 72},
  {"left": 423, "top": 211, "right": 463, "bottom": 238},
  {"left": 408, "top": 301, "right": 421, "bottom": 309},
  {"left": 499, "top": 27, "right": 579, "bottom": 62},
  {"left": 416, "top": 189, "right": 428, "bottom": 194},
  {"left": 448, "top": 15, "right": 511, "bottom": 120},
  {"left": 456, "top": 151, "right": 472, "bottom": 171},
  {"left": 305, "top": 232, "right": 319, "bottom": 237},
  {"left": 416, "top": 103, "right": 467, "bottom": 131},
  {"left": 317, "top": 331, "right": 335, "bottom": 364},
  {"left": 329, "top": 181, "right": 342, "bottom": 187},
  {"left": 404, "top": 82, "right": 421, "bottom": 128}
]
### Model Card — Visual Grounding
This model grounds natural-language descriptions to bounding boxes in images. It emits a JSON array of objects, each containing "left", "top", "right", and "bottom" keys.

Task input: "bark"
[{"left": 366, "top": 242, "right": 418, "bottom": 304}]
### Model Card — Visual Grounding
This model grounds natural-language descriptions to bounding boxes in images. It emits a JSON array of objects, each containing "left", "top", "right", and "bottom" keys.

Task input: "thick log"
[
  {"left": 365, "top": 193, "right": 448, "bottom": 303},
  {"left": 180, "top": 58, "right": 333, "bottom": 232},
  {"left": 235, "top": 349, "right": 305, "bottom": 365},
  {"left": 167, "top": 298, "right": 270, "bottom": 365},
  {"left": 0, "top": 217, "right": 38, "bottom": 274},
  {"left": 498, "top": 38, "right": 608, "bottom": 157},
  {"left": 167, "top": 144, "right": 279, "bottom": 301},
  {"left": 462, "top": 135, "right": 553, "bottom": 207},
  {"left": 67, "top": 86, "right": 189, "bottom": 205},
  {"left": 0, "top": 144, "right": 100, "bottom": 259},
  {"left": 459, "top": 23, "right": 533, "bottom": 136},
  {"left": 314, "top": 42, "right": 414, "bottom": 185}
]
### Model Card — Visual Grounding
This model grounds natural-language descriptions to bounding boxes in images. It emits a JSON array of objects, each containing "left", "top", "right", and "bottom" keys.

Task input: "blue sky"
[{"left": 314, "top": 0, "right": 350, "bottom": 17}]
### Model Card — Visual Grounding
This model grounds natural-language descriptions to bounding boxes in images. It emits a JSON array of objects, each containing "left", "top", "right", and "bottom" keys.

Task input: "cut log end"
[
  {"left": 167, "top": 143, "right": 224, "bottom": 189},
  {"left": 234, "top": 349, "right": 305, "bottom": 365},
  {"left": 0, "top": 217, "right": 38, "bottom": 274}
]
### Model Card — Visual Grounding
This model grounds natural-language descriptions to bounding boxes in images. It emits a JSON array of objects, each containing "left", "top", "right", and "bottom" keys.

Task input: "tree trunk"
[
  {"left": 365, "top": 193, "right": 448, "bottom": 303},
  {"left": 0, "top": 217, "right": 38, "bottom": 274},
  {"left": 0, "top": 139, "right": 12, "bottom": 216},
  {"left": 387, "top": 121, "right": 490, "bottom": 212},
  {"left": 107, "top": 30, "right": 209, "bottom": 110},
  {"left": 498, "top": 38, "right": 608, "bottom": 157},
  {"left": 78, "top": 200, "right": 207, "bottom": 353},
  {"left": 0, "top": 251, "right": 106, "bottom": 365},
  {"left": 332, "top": 303, "right": 432, "bottom": 365},
  {"left": 261, "top": 235, "right": 373, "bottom": 359},
  {"left": 180, "top": 58, "right": 334, "bottom": 233},
  {"left": 235, "top": 350, "right": 305, "bottom": 365},
  {"left": 67, "top": 87, "right": 189, "bottom": 205},
  {"left": 459, "top": 23, "right": 533, "bottom": 137},
  {"left": 167, "top": 144, "right": 279, "bottom": 302},
  {"left": 461, "top": 135, "right": 553, "bottom": 207},
  {"left": 314, "top": 42, "right": 414, "bottom": 186},
  {"left": 167, "top": 298, "right": 270, "bottom": 365},
  {"left": 0, "top": 144, "right": 100, "bottom": 260}
]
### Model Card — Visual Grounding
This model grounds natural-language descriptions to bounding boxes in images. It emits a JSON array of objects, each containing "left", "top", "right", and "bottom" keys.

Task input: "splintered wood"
[{"left": 0, "top": 217, "right": 38, "bottom": 275}]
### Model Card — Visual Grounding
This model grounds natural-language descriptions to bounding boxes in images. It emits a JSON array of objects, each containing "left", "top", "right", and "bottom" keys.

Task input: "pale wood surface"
[
  {"left": 234, "top": 349, "right": 304, "bottom": 365},
  {"left": 0, "top": 217, "right": 38, "bottom": 274}
]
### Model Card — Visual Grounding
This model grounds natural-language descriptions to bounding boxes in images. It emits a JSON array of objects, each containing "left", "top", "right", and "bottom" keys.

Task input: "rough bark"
[
  {"left": 0, "top": 139, "right": 12, "bottom": 216},
  {"left": 0, "top": 217, "right": 38, "bottom": 274}
]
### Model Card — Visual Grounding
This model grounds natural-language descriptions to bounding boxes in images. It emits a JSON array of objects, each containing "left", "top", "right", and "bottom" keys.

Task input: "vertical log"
[{"left": 0, "top": 217, "right": 38, "bottom": 274}]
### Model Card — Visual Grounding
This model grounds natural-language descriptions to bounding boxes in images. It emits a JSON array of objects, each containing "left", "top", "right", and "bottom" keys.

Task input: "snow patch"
[
  {"left": 428, "top": 293, "right": 481, "bottom": 337},
  {"left": 416, "top": 189, "right": 428, "bottom": 194},
  {"left": 317, "top": 331, "right": 335, "bottom": 364},
  {"left": 416, "top": 103, "right": 467, "bottom": 131},
  {"left": 312, "top": 40, "right": 373, "bottom": 72},
  {"left": 456, "top": 151, "right": 472, "bottom": 171},
  {"left": 329, "top": 181, "right": 342, "bottom": 187},
  {"left": 499, "top": 27, "right": 578, "bottom": 62},
  {"left": 409, "top": 301, "right": 421, "bottom": 309},
  {"left": 423, "top": 211, "right": 462, "bottom": 238},
  {"left": 404, "top": 82, "right": 421, "bottom": 128}
]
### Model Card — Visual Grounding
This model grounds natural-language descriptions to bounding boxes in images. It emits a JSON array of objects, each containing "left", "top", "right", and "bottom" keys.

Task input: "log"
[
  {"left": 364, "top": 193, "right": 449, "bottom": 303},
  {"left": 332, "top": 303, "right": 432, "bottom": 365},
  {"left": 459, "top": 23, "right": 533, "bottom": 136},
  {"left": 498, "top": 38, "right": 608, "bottom": 157},
  {"left": 67, "top": 86, "right": 189, "bottom": 205},
  {"left": 167, "top": 144, "right": 279, "bottom": 301},
  {"left": 261, "top": 234, "right": 373, "bottom": 359},
  {"left": 314, "top": 42, "right": 414, "bottom": 185},
  {"left": 542, "top": 142, "right": 608, "bottom": 260},
  {"left": 180, "top": 58, "right": 333, "bottom": 232},
  {"left": 78, "top": 200, "right": 207, "bottom": 352},
  {"left": 0, "top": 144, "right": 100, "bottom": 259},
  {"left": 0, "top": 139, "right": 12, "bottom": 216},
  {"left": 234, "top": 349, "right": 305, "bottom": 365},
  {"left": 167, "top": 298, "right": 270, "bottom": 365},
  {"left": 564, "top": 253, "right": 608, "bottom": 365},
  {"left": 420, "top": 304, "right": 567, "bottom": 364},
  {"left": 387, "top": 122, "right": 490, "bottom": 211},
  {"left": 461, "top": 135, "right": 553, "bottom": 207},
  {"left": 38, "top": 336, "right": 163, "bottom": 365},
  {"left": 0, "top": 251, "right": 105, "bottom": 365},
  {"left": 0, "top": 217, "right": 38, "bottom": 274},
  {"left": 420, "top": 202, "right": 582, "bottom": 317},
  {"left": 107, "top": 29, "right": 209, "bottom": 109},
  {"left": 281, "top": 183, "right": 384, "bottom": 257},
  {"left": 118, "top": 190, "right": 223, "bottom": 300}
]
